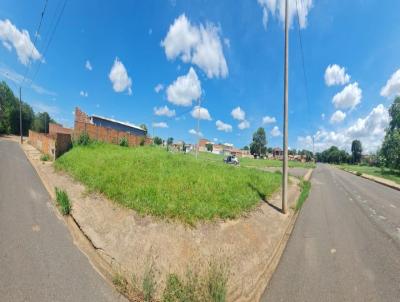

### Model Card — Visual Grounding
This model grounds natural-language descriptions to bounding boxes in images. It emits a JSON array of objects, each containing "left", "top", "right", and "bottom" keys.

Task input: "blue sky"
[{"left": 1, "top": 0, "right": 400, "bottom": 153}]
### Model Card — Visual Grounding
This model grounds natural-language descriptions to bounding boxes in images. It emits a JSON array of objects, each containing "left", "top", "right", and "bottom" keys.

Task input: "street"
[
  {"left": 0, "top": 139, "right": 125, "bottom": 302},
  {"left": 262, "top": 164, "right": 400, "bottom": 302}
]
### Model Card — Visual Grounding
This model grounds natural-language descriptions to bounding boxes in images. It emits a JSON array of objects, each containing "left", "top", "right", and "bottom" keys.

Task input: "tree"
[
  {"left": 316, "top": 146, "right": 349, "bottom": 164},
  {"left": 32, "top": 112, "right": 56, "bottom": 133},
  {"left": 242, "top": 145, "right": 249, "bottom": 151},
  {"left": 206, "top": 143, "right": 213, "bottom": 152},
  {"left": 153, "top": 136, "right": 162, "bottom": 145},
  {"left": 351, "top": 140, "right": 362, "bottom": 164},
  {"left": 380, "top": 97, "right": 400, "bottom": 170},
  {"left": 167, "top": 137, "right": 174, "bottom": 145},
  {"left": 250, "top": 127, "right": 267, "bottom": 158},
  {"left": 140, "top": 124, "right": 148, "bottom": 136}
]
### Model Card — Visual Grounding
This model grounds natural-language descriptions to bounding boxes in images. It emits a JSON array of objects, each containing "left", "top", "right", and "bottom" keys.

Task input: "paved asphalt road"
[
  {"left": 262, "top": 164, "right": 400, "bottom": 302},
  {"left": 0, "top": 139, "right": 125, "bottom": 302}
]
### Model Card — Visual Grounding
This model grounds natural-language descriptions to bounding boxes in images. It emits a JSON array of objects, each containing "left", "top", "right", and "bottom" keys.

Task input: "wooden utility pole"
[
  {"left": 19, "top": 87, "right": 23, "bottom": 144},
  {"left": 195, "top": 98, "right": 201, "bottom": 159},
  {"left": 282, "top": 0, "right": 289, "bottom": 214}
]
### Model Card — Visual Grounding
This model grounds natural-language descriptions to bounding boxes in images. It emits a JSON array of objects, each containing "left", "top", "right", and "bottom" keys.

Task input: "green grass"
[
  {"left": 55, "top": 143, "right": 281, "bottom": 224},
  {"left": 339, "top": 164, "right": 400, "bottom": 184},
  {"left": 55, "top": 187, "right": 71, "bottom": 215},
  {"left": 195, "top": 151, "right": 315, "bottom": 169},
  {"left": 295, "top": 180, "right": 311, "bottom": 211}
]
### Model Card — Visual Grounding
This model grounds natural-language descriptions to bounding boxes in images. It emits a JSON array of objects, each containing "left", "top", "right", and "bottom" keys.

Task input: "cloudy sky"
[{"left": 1, "top": 0, "right": 400, "bottom": 153}]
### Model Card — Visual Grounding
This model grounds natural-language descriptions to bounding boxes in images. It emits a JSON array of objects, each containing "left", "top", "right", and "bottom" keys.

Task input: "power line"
[
  {"left": 29, "top": 0, "right": 68, "bottom": 85},
  {"left": 21, "top": 0, "right": 49, "bottom": 86},
  {"left": 295, "top": 0, "right": 313, "bottom": 150}
]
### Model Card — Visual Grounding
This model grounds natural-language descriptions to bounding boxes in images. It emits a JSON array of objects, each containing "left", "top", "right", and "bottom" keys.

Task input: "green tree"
[
  {"left": 351, "top": 140, "right": 363, "bottom": 164},
  {"left": 153, "top": 136, "right": 162, "bottom": 145},
  {"left": 32, "top": 112, "right": 56, "bottom": 133},
  {"left": 250, "top": 127, "right": 267, "bottom": 158},
  {"left": 206, "top": 143, "right": 213, "bottom": 152},
  {"left": 380, "top": 97, "right": 400, "bottom": 170},
  {"left": 242, "top": 145, "right": 249, "bottom": 151}
]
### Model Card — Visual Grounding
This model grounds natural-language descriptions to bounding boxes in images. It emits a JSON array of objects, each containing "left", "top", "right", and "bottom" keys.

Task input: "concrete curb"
[{"left": 339, "top": 168, "right": 400, "bottom": 192}]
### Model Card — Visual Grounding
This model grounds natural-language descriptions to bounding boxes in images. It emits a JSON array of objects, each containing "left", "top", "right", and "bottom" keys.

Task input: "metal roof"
[{"left": 91, "top": 114, "right": 145, "bottom": 131}]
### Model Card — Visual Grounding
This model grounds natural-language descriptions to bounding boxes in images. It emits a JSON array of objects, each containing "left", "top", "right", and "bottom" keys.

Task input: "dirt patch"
[{"left": 20, "top": 141, "right": 303, "bottom": 302}]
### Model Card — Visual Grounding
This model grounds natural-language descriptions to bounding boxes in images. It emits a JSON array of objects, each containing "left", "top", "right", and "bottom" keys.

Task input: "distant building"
[{"left": 272, "top": 147, "right": 283, "bottom": 159}]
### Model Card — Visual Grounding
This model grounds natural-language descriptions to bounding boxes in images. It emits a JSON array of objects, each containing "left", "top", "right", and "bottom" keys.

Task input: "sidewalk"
[{"left": 341, "top": 168, "right": 400, "bottom": 191}]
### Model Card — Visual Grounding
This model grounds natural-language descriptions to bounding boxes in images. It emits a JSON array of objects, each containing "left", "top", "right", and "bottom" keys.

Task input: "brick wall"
[
  {"left": 74, "top": 107, "right": 152, "bottom": 146},
  {"left": 28, "top": 130, "right": 56, "bottom": 159},
  {"left": 28, "top": 130, "right": 72, "bottom": 160},
  {"left": 49, "top": 123, "right": 73, "bottom": 135}
]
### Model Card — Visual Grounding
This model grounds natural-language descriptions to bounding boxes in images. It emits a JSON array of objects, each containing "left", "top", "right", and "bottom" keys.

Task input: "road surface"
[
  {"left": 0, "top": 139, "right": 125, "bottom": 302},
  {"left": 262, "top": 164, "right": 400, "bottom": 302}
]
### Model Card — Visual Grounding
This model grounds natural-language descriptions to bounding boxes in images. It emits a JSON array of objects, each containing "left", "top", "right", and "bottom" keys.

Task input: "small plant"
[
  {"left": 356, "top": 171, "right": 362, "bottom": 176},
  {"left": 119, "top": 136, "right": 129, "bottom": 147},
  {"left": 40, "top": 154, "right": 50, "bottom": 161},
  {"left": 76, "top": 132, "right": 90, "bottom": 146},
  {"left": 113, "top": 273, "right": 128, "bottom": 293},
  {"left": 206, "top": 261, "right": 229, "bottom": 302},
  {"left": 55, "top": 187, "right": 71, "bottom": 215},
  {"left": 142, "top": 262, "right": 157, "bottom": 302}
]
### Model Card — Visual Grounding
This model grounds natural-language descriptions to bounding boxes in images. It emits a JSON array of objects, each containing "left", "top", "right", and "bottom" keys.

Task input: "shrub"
[
  {"left": 356, "top": 171, "right": 362, "bottom": 176},
  {"left": 76, "top": 132, "right": 90, "bottom": 146},
  {"left": 140, "top": 137, "right": 146, "bottom": 146},
  {"left": 55, "top": 187, "right": 71, "bottom": 215},
  {"left": 119, "top": 137, "right": 129, "bottom": 147},
  {"left": 40, "top": 154, "right": 50, "bottom": 161}
]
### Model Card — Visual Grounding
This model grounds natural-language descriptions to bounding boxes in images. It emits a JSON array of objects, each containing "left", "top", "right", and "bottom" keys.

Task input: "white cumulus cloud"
[
  {"left": 216, "top": 120, "right": 232, "bottom": 132},
  {"left": 332, "top": 82, "right": 362, "bottom": 110},
  {"left": 166, "top": 67, "right": 201, "bottom": 106},
  {"left": 270, "top": 125, "right": 281, "bottom": 137},
  {"left": 154, "top": 105, "right": 175, "bottom": 117},
  {"left": 191, "top": 105, "right": 212, "bottom": 120},
  {"left": 257, "top": 0, "right": 313, "bottom": 30},
  {"left": 324, "top": 64, "right": 350, "bottom": 86},
  {"left": 262, "top": 115, "right": 276, "bottom": 124},
  {"left": 154, "top": 83, "right": 164, "bottom": 93},
  {"left": 152, "top": 122, "right": 168, "bottom": 128},
  {"left": 189, "top": 128, "right": 203, "bottom": 137},
  {"left": 79, "top": 90, "right": 88, "bottom": 97},
  {"left": 297, "top": 104, "right": 389, "bottom": 153},
  {"left": 380, "top": 68, "right": 400, "bottom": 98},
  {"left": 161, "top": 14, "right": 228, "bottom": 78},
  {"left": 109, "top": 57, "right": 132, "bottom": 95},
  {"left": 231, "top": 106, "right": 246, "bottom": 121},
  {"left": 85, "top": 60, "right": 92, "bottom": 71},
  {"left": 0, "top": 19, "right": 41, "bottom": 65},
  {"left": 330, "top": 110, "right": 346, "bottom": 124},
  {"left": 238, "top": 120, "right": 250, "bottom": 130}
]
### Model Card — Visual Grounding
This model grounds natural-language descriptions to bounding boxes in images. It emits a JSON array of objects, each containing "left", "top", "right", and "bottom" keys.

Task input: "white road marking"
[
  {"left": 331, "top": 248, "right": 336, "bottom": 254},
  {"left": 390, "top": 204, "right": 397, "bottom": 209}
]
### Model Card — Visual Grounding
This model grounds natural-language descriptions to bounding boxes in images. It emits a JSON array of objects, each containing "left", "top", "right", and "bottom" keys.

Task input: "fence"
[{"left": 74, "top": 120, "right": 152, "bottom": 146}]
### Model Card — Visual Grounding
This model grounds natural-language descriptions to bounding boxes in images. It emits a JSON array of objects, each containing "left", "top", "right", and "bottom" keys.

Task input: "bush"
[
  {"left": 76, "top": 132, "right": 90, "bottom": 146},
  {"left": 55, "top": 187, "right": 71, "bottom": 215},
  {"left": 140, "top": 137, "right": 146, "bottom": 146},
  {"left": 356, "top": 171, "right": 362, "bottom": 176},
  {"left": 40, "top": 154, "right": 50, "bottom": 161},
  {"left": 119, "top": 137, "right": 129, "bottom": 147}
]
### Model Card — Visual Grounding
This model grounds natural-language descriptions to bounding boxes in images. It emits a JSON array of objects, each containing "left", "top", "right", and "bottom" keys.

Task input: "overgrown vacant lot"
[
  {"left": 55, "top": 143, "right": 281, "bottom": 224},
  {"left": 339, "top": 164, "right": 400, "bottom": 184},
  {"left": 196, "top": 151, "right": 315, "bottom": 168}
]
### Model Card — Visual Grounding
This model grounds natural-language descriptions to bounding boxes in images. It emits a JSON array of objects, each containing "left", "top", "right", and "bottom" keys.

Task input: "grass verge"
[
  {"left": 55, "top": 143, "right": 281, "bottom": 224},
  {"left": 295, "top": 180, "right": 311, "bottom": 211},
  {"left": 55, "top": 187, "right": 71, "bottom": 215},
  {"left": 339, "top": 164, "right": 400, "bottom": 184}
]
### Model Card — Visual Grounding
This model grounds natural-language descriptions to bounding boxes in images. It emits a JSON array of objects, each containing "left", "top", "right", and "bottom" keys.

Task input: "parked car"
[{"left": 223, "top": 155, "right": 239, "bottom": 165}]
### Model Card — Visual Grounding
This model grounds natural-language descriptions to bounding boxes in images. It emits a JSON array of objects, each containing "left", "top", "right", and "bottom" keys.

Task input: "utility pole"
[
  {"left": 282, "top": 0, "right": 289, "bottom": 214},
  {"left": 195, "top": 98, "right": 201, "bottom": 159},
  {"left": 312, "top": 135, "right": 315, "bottom": 161},
  {"left": 19, "top": 87, "right": 23, "bottom": 144}
]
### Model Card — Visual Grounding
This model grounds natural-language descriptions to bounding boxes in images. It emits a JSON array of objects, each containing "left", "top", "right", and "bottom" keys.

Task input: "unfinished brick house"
[{"left": 74, "top": 108, "right": 152, "bottom": 146}]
